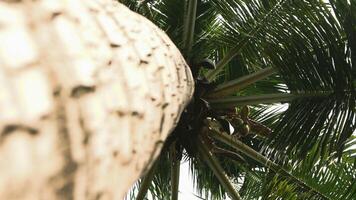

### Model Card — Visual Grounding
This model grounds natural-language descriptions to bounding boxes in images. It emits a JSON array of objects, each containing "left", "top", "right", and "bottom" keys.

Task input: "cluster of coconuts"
[
  {"left": 230, "top": 117, "right": 250, "bottom": 137},
  {"left": 215, "top": 106, "right": 251, "bottom": 137}
]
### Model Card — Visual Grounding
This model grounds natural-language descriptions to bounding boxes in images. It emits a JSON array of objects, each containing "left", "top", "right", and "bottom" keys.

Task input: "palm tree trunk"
[{"left": 0, "top": 1, "right": 194, "bottom": 200}]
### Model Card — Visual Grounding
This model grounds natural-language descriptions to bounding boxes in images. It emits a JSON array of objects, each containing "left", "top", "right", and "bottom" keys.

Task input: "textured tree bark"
[{"left": 0, "top": 1, "right": 194, "bottom": 199}]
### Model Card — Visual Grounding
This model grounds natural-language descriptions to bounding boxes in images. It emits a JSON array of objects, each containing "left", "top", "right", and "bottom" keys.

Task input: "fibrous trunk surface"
[{"left": 0, "top": 1, "right": 194, "bottom": 199}]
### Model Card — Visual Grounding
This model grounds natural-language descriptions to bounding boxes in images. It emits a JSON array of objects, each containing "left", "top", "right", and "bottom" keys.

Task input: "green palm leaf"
[{"left": 208, "top": 0, "right": 355, "bottom": 160}]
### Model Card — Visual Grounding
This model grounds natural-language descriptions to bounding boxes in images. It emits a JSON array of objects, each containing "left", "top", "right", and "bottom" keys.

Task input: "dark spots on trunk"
[
  {"left": 131, "top": 111, "right": 139, "bottom": 116},
  {"left": 131, "top": 111, "right": 144, "bottom": 119},
  {"left": 113, "top": 151, "right": 118, "bottom": 157},
  {"left": 95, "top": 192, "right": 103, "bottom": 200},
  {"left": 110, "top": 43, "right": 121, "bottom": 48},
  {"left": 82, "top": 134, "right": 89, "bottom": 145},
  {"left": 52, "top": 92, "right": 77, "bottom": 200},
  {"left": 116, "top": 110, "right": 144, "bottom": 119},
  {"left": 61, "top": 161, "right": 78, "bottom": 178},
  {"left": 159, "top": 114, "right": 165, "bottom": 133},
  {"left": 0, "top": 124, "right": 38, "bottom": 143},
  {"left": 1, "top": 124, "right": 38, "bottom": 136},
  {"left": 116, "top": 111, "right": 125, "bottom": 117},
  {"left": 53, "top": 86, "right": 62, "bottom": 96},
  {"left": 150, "top": 97, "right": 156, "bottom": 102},
  {"left": 51, "top": 12, "right": 62, "bottom": 19},
  {"left": 132, "top": 149, "right": 136, "bottom": 154},
  {"left": 51, "top": 161, "right": 77, "bottom": 199},
  {"left": 56, "top": 180, "right": 74, "bottom": 200},
  {"left": 79, "top": 114, "right": 91, "bottom": 146},
  {"left": 139, "top": 59, "right": 149, "bottom": 65},
  {"left": 71, "top": 85, "right": 96, "bottom": 98},
  {"left": 154, "top": 68, "right": 164, "bottom": 76},
  {"left": 107, "top": 60, "right": 112, "bottom": 66},
  {"left": 162, "top": 103, "right": 169, "bottom": 109}
]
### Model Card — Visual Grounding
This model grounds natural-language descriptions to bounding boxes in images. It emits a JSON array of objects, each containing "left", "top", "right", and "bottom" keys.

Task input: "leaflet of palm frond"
[
  {"left": 149, "top": 152, "right": 172, "bottom": 200},
  {"left": 117, "top": 0, "right": 140, "bottom": 10},
  {"left": 141, "top": 0, "right": 219, "bottom": 62},
  {"left": 189, "top": 135, "right": 265, "bottom": 200},
  {"left": 290, "top": 155, "right": 356, "bottom": 200},
  {"left": 258, "top": 0, "right": 355, "bottom": 161},
  {"left": 208, "top": 0, "right": 353, "bottom": 162}
]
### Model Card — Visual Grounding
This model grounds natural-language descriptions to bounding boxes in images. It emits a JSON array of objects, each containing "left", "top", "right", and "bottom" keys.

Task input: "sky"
[
  {"left": 178, "top": 161, "right": 233, "bottom": 200},
  {"left": 178, "top": 161, "right": 203, "bottom": 200}
]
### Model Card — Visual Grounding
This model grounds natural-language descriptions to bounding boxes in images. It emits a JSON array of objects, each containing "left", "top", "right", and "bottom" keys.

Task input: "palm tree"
[
  {"left": 0, "top": 0, "right": 354, "bottom": 200},
  {"left": 120, "top": 0, "right": 356, "bottom": 199},
  {"left": 0, "top": 1, "right": 194, "bottom": 199}
]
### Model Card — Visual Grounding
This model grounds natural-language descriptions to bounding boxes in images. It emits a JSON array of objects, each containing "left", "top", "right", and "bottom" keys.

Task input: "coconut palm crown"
[{"left": 121, "top": 0, "right": 355, "bottom": 199}]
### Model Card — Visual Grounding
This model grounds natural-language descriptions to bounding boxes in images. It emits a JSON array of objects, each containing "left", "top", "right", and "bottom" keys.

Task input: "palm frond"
[
  {"left": 149, "top": 153, "right": 172, "bottom": 200},
  {"left": 205, "top": 0, "right": 287, "bottom": 81},
  {"left": 189, "top": 142, "right": 250, "bottom": 200},
  {"left": 207, "top": 0, "right": 355, "bottom": 160},
  {"left": 127, "top": 153, "right": 171, "bottom": 200},
  {"left": 208, "top": 67, "right": 276, "bottom": 98},
  {"left": 196, "top": 136, "right": 242, "bottom": 200},
  {"left": 117, "top": 0, "right": 155, "bottom": 20},
  {"left": 209, "top": 122, "right": 356, "bottom": 200},
  {"left": 117, "top": 0, "right": 140, "bottom": 10},
  {"left": 135, "top": 160, "right": 159, "bottom": 200},
  {"left": 209, "top": 92, "right": 331, "bottom": 108},
  {"left": 291, "top": 160, "right": 356, "bottom": 200},
  {"left": 240, "top": 159, "right": 356, "bottom": 200},
  {"left": 169, "top": 143, "right": 180, "bottom": 200},
  {"left": 135, "top": 0, "right": 219, "bottom": 63},
  {"left": 182, "top": 0, "right": 198, "bottom": 58}
]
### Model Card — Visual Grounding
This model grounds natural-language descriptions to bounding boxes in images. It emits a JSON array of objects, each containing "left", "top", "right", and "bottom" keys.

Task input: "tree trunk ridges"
[{"left": 0, "top": 1, "right": 194, "bottom": 200}]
